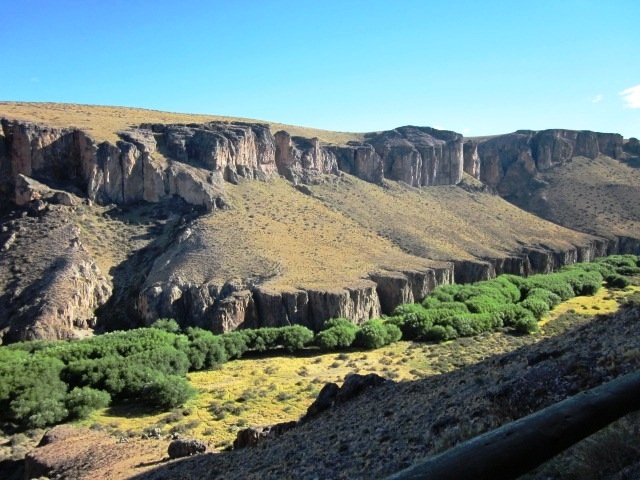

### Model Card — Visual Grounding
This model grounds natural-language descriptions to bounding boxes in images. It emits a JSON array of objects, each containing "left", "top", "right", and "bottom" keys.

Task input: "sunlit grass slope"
[
  {"left": 309, "top": 175, "right": 595, "bottom": 262},
  {"left": 144, "top": 178, "right": 446, "bottom": 290},
  {"left": 0, "top": 101, "right": 363, "bottom": 145},
  {"left": 531, "top": 155, "right": 640, "bottom": 239}
]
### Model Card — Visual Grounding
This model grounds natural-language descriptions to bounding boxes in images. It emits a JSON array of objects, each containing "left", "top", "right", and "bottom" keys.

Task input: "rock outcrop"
[
  {"left": 624, "top": 137, "right": 640, "bottom": 156},
  {"left": 303, "top": 373, "right": 390, "bottom": 422},
  {"left": 233, "top": 421, "right": 298, "bottom": 449},
  {"left": 137, "top": 255, "right": 455, "bottom": 333},
  {"left": 167, "top": 438, "right": 207, "bottom": 458},
  {"left": 463, "top": 139, "right": 480, "bottom": 179},
  {"left": 1, "top": 120, "right": 468, "bottom": 217},
  {"left": 0, "top": 119, "right": 277, "bottom": 211},
  {"left": 472, "top": 129, "right": 624, "bottom": 198},
  {"left": 274, "top": 131, "right": 339, "bottom": 183},
  {"left": 328, "top": 142, "right": 384, "bottom": 184},
  {"left": 362, "top": 126, "right": 464, "bottom": 187},
  {"left": 0, "top": 215, "right": 112, "bottom": 342}
]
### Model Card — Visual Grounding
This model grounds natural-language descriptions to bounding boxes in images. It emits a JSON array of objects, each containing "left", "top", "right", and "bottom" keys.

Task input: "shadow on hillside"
[
  {"left": 127, "top": 305, "right": 640, "bottom": 480},
  {"left": 95, "top": 199, "right": 205, "bottom": 332}
]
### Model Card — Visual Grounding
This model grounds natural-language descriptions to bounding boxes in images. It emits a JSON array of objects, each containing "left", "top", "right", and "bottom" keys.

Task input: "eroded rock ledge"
[
  {"left": 137, "top": 266, "right": 454, "bottom": 334},
  {"left": 135, "top": 236, "right": 622, "bottom": 334},
  {"left": 462, "top": 129, "right": 624, "bottom": 199}
]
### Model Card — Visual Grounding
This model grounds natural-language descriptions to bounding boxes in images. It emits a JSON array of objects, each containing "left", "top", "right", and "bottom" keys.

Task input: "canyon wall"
[
  {"left": 0, "top": 119, "right": 634, "bottom": 340},
  {"left": 0, "top": 120, "right": 466, "bottom": 213},
  {"left": 464, "top": 129, "right": 624, "bottom": 198},
  {"left": 136, "top": 265, "right": 458, "bottom": 334}
]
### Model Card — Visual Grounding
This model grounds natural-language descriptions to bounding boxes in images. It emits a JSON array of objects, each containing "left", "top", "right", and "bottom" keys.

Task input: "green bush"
[
  {"left": 321, "top": 317, "right": 355, "bottom": 330},
  {"left": 525, "top": 288, "right": 562, "bottom": 308},
  {"left": 184, "top": 328, "right": 228, "bottom": 370},
  {"left": 354, "top": 320, "right": 401, "bottom": 349},
  {"left": 218, "top": 331, "right": 249, "bottom": 359},
  {"left": 279, "top": 325, "right": 314, "bottom": 352},
  {"left": 65, "top": 387, "right": 111, "bottom": 420},
  {"left": 142, "top": 375, "right": 196, "bottom": 409},
  {"left": 521, "top": 275, "right": 576, "bottom": 301},
  {"left": 514, "top": 313, "right": 540, "bottom": 334},
  {"left": 355, "top": 320, "right": 388, "bottom": 349},
  {"left": 520, "top": 298, "right": 550, "bottom": 320},
  {"left": 0, "top": 353, "right": 69, "bottom": 427},
  {"left": 606, "top": 274, "right": 631, "bottom": 289},
  {"left": 11, "top": 396, "right": 69, "bottom": 429},
  {"left": 150, "top": 318, "right": 181, "bottom": 333},
  {"left": 315, "top": 325, "right": 358, "bottom": 350}
]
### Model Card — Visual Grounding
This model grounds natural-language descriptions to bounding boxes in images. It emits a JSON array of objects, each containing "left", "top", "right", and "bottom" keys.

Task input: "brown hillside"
[
  {"left": 0, "top": 101, "right": 363, "bottom": 145},
  {"left": 522, "top": 155, "right": 640, "bottom": 240}
]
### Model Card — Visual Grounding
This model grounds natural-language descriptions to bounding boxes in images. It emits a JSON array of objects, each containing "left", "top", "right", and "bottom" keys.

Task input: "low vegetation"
[
  {"left": 0, "top": 101, "right": 363, "bottom": 145},
  {"left": 0, "top": 256, "right": 638, "bottom": 435}
]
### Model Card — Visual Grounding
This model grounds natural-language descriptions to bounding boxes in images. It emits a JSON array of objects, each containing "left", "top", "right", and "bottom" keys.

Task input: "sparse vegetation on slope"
[
  {"left": 0, "top": 101, "right": 363, "bottom": 145},
  {"left": 2, "top": 256, "right": 636, "bottom": 436},
  {"left": 308, "top": 174, "right": 594, "bottom": 262},
  {"left": 518, "top": 155, "right": 640, "bottom": 240}
]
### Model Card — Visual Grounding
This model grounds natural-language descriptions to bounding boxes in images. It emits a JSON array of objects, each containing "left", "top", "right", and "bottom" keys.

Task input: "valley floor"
[{"left": 10, "top": 284, "right": 640, "bottom": 480}]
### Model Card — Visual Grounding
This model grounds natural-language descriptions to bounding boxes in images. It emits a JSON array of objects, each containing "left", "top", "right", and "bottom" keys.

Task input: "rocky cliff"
[
  {"left": 468, "top": 129, "right": 624, "bottom": 199},
  {"left": 0, "top": 113, "right": 636, "bottom": 341},
  {"left": 135, "top": 224, "right": 456, "bottom": 334},
  {"left": 0, "top": 120, "right": 466, "bottom": 214}
]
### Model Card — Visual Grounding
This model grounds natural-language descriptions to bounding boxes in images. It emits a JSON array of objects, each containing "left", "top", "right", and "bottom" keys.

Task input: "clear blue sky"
[{"left": 2, "top": 0, "right": 639, "bottom": 138}]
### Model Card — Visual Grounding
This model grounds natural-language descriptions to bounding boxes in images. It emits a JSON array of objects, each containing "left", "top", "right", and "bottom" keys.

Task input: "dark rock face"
[
  {"left": 233, "top": 421, "right": 297, "bottom": 450},
  {"left": 167, "top": 438, "right": 207, "bottom": 458},
  {"left": 624, "top": 137, "right": 640, "bottom": 156},
  {"left": 476, "top": 129, "right": 624, "bottom": 198},
  {"left": 364, "top": 126, "right": 464, "bottom": 187},
  {"left": 327, "top": 142, "right": 385, "bottom": 184},
  {"left": 305, "top": 382, "right": 340, "bottom": 418},
  {"left": 303, "top": 373, "right": 390, "bottom": 422}
]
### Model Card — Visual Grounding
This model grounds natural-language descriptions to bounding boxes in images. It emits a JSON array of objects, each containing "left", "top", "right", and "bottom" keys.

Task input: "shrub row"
[{"left": 1, "top": 255, "right": 637, "bottom": 429}]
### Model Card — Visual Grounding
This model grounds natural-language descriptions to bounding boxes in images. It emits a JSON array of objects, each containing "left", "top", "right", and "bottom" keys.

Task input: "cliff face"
[
  {"left": 0, "top": 120, "right": 466, "bottom": 214},
  {"left": 0, "top": 120, "right": 283, "bottom": 211},
  {"left": 0, "top": 116, "right": 634, "bottom": 341},
  {"left": 363, "top": 126, "right": 464, "bottom": 187},
  {"left": 471, "top": 129, "right": 624, "bottom": 198},
  {"left": 136, "top": 266, "right": 456, "bottom": 334},
  {"left": 274, "top": 131, "right": 340, "bottom": 183}
]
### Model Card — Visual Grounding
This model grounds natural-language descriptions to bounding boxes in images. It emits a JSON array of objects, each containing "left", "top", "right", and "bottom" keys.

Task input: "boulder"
[
  {"left": 305, "top": 382, "right": 340, "bottom": 418},
  {"left": 167, "top": 438, "right": 207, "bottom": 458},
  {"left": 336, "top": 373, "right": 388, "bottom": 404},
  {"left": 233, "top": 421, "right": 297, "bottom": 449}
]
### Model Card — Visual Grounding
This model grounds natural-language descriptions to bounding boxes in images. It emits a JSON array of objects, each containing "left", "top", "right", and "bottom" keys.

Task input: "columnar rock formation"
[
  {"left": 466, "top": 129, "right": 624, "bottom": 198},
  {"left": 0, "top": 120, "right": 466, "bottom": 213},
  {"left": 136, "top": 267, "right": 456, "bottom": 334},
  {"left": 364, "top": 126, "right": 464, "bottom": 187},
  {"left": 0, "top": 116, "right": 634, "bottom": 340}
]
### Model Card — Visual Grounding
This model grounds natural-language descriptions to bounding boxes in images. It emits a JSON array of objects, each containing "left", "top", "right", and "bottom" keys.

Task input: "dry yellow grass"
[
  {"left": 532, "top": 155, "right": 640, "bottom": 239},
  {"left": 145, "top": 178, "right": 446, "bottom": 290},
  {"left": 81, "top": 337, "right": 525, "bottom": 448},
  {"left": 81, "top": 283, "right": 639, "bottom": 449},
  {"left": 0, "top": 101, "right": 363, "bottom": 145},
  {"left": 309, "top": 175, "right": 595, "bottom": 262},
  {"left": 539, "top": 284, "right": 640, "bottom": 328}
]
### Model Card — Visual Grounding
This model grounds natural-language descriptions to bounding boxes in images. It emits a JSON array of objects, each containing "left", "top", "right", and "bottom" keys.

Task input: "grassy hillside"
[
  {"left": 520, "top": 155, "right": 640, "bottom": 240},
  {"left": 309, "top": 175, "right": 594, "bottom": 262},
  {"left": 0, "top": 101, "right": 363, "bottom": 145}
]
